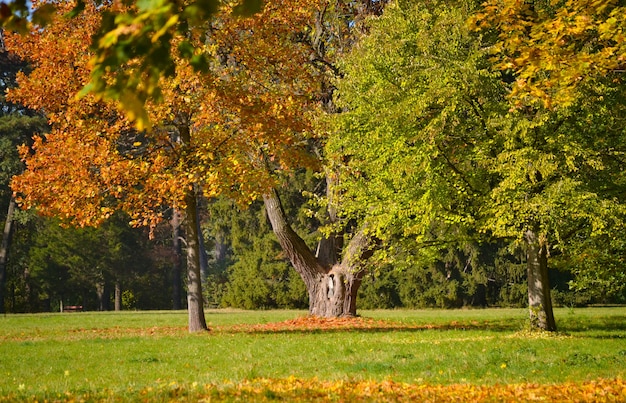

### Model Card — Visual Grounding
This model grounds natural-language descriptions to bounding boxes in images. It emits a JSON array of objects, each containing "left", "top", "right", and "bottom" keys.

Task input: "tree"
[
  {"left": 259, "top": 0, "right": 389, "bottom": 318},
  {"left": 329, "top": 0, "right": 626, "bottom": 330},
  {"left": 8, "top": 0, "right": 394, "bottom": 319},
  {"left": 7, "top": 0, "right": 319, "bottom": 330},
  {"left": 469, "top": 0, "right": 626, "bottom": 310}
]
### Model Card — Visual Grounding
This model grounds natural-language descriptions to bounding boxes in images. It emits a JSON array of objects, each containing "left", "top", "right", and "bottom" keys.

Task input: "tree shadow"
[
  {"left": 216, "top": 319, "right": 524, "bottom": 335},
  {"left": 558, "top": 315, "right": 626, "bottom": 339},
  {"left": 214, "top": 312, "right": 626, "bottom": 337}
]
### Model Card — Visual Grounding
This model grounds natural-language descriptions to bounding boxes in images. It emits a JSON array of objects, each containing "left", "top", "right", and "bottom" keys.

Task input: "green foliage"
[
  {"left": 357, "top": 269, "right": 402, "bottom": 309},
  {"left": 359, "top": 241, "right": 533, "bottom": 309},
  {"left": 327, "top": 0, "right": 503, "bottom": 246},
  {"left": 217, "top": 199, "right": 309, "bottom": 310},
  {"left": 121, "top": 289, "right": 137, "bottom": 310},
  {"left": 222, "top": 228, "right": 307, "bottom": 309},
  {"left": 203, "top": 170, "right": 320, "bottom": 310},
  {"left": 554, "top": 227, "right": 626, "bottom": 305},
  {"left": 23, "top": 213, "right": 153, "bottom": 311},
  {"left": 328, "top": 0, "right": 626, "bottom": 312}
]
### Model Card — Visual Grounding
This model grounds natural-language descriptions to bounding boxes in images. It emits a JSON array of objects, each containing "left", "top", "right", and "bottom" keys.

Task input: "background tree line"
[{"left": 2, "top": 188, "right": 622, "bottom": 313}]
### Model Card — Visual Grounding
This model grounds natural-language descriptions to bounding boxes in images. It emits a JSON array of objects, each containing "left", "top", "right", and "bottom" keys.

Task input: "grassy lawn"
[{"left": 0, "top": 307, "right": 624, "bottom": 401}]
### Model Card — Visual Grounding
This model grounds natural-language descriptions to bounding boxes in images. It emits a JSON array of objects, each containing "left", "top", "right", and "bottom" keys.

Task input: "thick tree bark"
[
  {"left": 183, "top": 189, "right": 208, "bottom": 332},
  {"left": 525, "top": 229, "right": 556, "bottom": 331},
  {"left": 176, "top": 120, "right": 208, "bottom": 332},
  {"left": 170, "top": 208, "right": 183, "bottom": 310},
  {"left": 263, "top": 188, "right": 372, "bottom": 317},
  {"left": 315, "top": 173, "right": 343, "bottom": 268},
  {"left": 0, "top": 198, "right": 16, "bottom": 314}
]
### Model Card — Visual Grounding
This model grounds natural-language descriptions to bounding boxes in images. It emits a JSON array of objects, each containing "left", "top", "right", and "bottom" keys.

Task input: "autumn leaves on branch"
[{"left": 7, "top": 0, "right": 321, "bottom": 232}]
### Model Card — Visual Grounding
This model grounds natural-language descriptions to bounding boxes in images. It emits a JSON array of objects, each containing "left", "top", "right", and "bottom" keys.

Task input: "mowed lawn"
[{"left": 0, "top": 307, "right": 625, "bottom": 401}]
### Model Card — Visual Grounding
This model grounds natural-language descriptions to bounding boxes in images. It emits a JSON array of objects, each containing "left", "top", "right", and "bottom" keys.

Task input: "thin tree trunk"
[
  {"left": 96, "top": 282, "right": 105, "bottom": 311},
  {"left": 525, "top": 229, "right": 556, "bottom": 331},
  {"left": 196, "top": 204, "right": 209, "bottom": 282},
  {"left": 0, "top": 198, "right": 16, "bottom": 314},
  {"left": 114, "top": 281, "right": 122, "bottom": 311},
  {"left": 263, "top": 188, "right": 373, "bottom": 317},
  {"left": 183, "top": 190, "right": 208, "bottom": 332},
  {"left": 176, "top": 119, "right": 208, "bottom": 332},
  {"left": 171, "top": 208, "right": 183, "bottom": 310}
]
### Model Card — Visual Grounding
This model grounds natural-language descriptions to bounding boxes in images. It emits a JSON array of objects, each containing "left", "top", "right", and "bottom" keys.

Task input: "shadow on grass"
[
  {"left": 558, "top": 315, "right": 626, "bottom": 339},
  {"left": 217, "top": 318, "right": 525, "bottom": 335},
  {"left": 216, "top": 313, "right": 626, "bottom": 337}
]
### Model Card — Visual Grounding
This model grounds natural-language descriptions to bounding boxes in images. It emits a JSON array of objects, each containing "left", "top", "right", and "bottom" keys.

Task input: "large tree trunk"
[
  {"left": 183, "top": 188, "right": 208, "bottom": 332},
  {"left": 0, "top": 198, "right": 16, "bottom": 314},
  {"left": 170, "top": 208, "right": 183, "bottom": 310},
  {"left": 307, "top": 263, "right": 365, "bottom": 317},
  {"left": 263, "top": 189, "right": 372, "bottom": 317},
  {"left": 525, "top": 229, "right": 556, "bottom": 331}
]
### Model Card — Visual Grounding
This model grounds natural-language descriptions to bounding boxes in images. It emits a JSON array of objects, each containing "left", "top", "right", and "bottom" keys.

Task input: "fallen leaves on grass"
[
  {"left": 0, "top": 326, "right": 188, "bottom": 342},
  {"left": 4, "top": 377, "right": 624, "bottom": 402},
  {"left": 2, "top": 315, "right": 563, "bottom": 342},
  {"left": 221, "top": 315, "right": 398, "bottom": 333},
  {"left": 66, "top": 325, "right": 189, "bottom": 339},
  {"left": 198, "top": 377, "right": 626, "bottom": 402}
]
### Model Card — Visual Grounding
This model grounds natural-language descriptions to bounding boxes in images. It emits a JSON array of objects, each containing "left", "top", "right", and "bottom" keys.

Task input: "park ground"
[{"left": 0, "top": 307, "right": 625, "bottom": 401}]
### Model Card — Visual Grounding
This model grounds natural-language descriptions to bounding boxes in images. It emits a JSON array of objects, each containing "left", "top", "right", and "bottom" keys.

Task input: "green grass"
[{"left": 0, "top": 307, "right": 624, "bottom": 400}]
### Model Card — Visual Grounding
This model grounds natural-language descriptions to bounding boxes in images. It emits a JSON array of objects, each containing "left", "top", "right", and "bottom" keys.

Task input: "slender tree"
[{"left": 7, "top": 0, "right": 319, "bottom": 330}]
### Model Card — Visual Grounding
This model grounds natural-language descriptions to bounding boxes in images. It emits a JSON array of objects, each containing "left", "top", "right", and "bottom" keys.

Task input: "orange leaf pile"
[
  {"left": 1, "top": 316, "right": 512, "bottom": 342},
  {"left": 223, "top": 315, "right": 393, "bottom": 333}
]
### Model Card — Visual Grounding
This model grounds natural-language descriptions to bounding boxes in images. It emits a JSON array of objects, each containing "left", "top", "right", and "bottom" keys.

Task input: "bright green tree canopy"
[{"left": 328, "top": 0, "right": 626, "bottom": 261}]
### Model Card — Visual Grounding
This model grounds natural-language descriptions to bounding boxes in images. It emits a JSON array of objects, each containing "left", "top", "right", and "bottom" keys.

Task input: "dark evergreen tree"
[
  {"left": 204, "top": 170, "right": 319, "bottom": 310},
  {"left": 25, "top": 213, "right": 152, "bottom": 311}
]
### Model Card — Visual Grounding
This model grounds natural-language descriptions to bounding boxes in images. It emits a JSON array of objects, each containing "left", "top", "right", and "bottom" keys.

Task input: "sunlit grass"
[{"left": 0, "top": 307, "right": 624, "bottom": 401}]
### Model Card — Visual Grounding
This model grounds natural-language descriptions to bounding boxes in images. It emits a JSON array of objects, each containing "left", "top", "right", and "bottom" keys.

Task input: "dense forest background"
[{"left": 2, "top": 186, "right": 622, "bottom": 313}]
